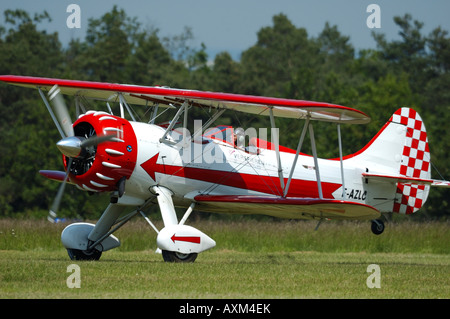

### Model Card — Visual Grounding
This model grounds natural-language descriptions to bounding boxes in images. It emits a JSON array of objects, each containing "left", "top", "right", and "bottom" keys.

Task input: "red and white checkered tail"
[{"left": 390, "top": 108, "right": 431, "bottom": 214}]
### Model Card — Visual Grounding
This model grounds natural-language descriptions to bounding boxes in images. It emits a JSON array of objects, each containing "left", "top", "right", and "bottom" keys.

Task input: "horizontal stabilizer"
[
  {"left": 194, "top": 195, "right": 380, "bottom": 220},
  {"left": 363, "top": 173, "right": 449, "bottom": 188},
  {"left": 362, "top": 173, "right": 433, "bottom": 185},
  {"left": 431, "top": 180, "right": 450, "bottom": 188}
]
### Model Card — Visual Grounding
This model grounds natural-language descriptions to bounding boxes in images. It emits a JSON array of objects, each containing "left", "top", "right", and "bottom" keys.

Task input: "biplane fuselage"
[{"left": 56, "top": 111, "right": 381, "bottom": 221}]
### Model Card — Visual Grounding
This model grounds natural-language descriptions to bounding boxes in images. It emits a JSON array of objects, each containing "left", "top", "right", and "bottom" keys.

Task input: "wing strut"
[
  {"left": 309, "top": 123, "right": 323, "bottom": 199},
  {"left": 160, "top": 100, "right": 188, "bottom": 143},
  {"left": 337, "top": 124, "right": 346, "bottom": 199},
  {"left": 269, "top": 107, "right": 285, "bottom": 191},
  {"left": 119, "top": 93, "right": 136, "bottom": 121},
  {"left": 283, "top": 115, "right": 310, "bottom": 197},
  {"left": 183, "top": 100, "right": 190, "bottom": 145},
  {"left": 149, "top": 103, "right": 159, "bottom": 124}
]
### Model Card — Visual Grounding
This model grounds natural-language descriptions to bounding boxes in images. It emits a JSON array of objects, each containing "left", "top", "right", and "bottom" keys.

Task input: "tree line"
[{"left": 0, "top": 6, "right": 448, "bottom": 219}]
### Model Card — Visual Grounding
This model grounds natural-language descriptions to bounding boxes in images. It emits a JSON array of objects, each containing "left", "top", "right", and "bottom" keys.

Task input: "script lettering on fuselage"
[{"left": 228, "top": 149, "right": 267, "bottom": 168}]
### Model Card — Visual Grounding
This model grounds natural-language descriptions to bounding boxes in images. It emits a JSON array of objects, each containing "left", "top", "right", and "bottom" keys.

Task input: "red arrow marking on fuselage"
[
  {"left": 140, "top": 152, "right": 160, "bottom": 181},
  {"left": 140, "top": 152, "right": 341, "bottom": 198},
  {"left": 171, "top": 234, "right": 201, "bottom": 244}
]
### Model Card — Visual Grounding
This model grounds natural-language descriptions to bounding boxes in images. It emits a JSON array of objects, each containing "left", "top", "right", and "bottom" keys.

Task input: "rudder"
[{"left": 390, "top": 108, "right": 431, "bottom": 214}]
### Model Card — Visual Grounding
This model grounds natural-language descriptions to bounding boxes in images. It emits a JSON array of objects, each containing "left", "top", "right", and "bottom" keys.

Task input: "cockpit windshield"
[
  {"left": 203, "top": 125, "right": 234, "bottom": 145},
  {"left": 203, "top": 125, "right": 260, "bottom": 154}
]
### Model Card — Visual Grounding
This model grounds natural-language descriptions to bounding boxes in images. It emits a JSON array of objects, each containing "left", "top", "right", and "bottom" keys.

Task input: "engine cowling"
[{"left": 64, "top": 111, "right": 138, "bottom": 193}]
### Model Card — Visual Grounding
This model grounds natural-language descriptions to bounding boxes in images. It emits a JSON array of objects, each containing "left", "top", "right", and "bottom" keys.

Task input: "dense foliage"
[{"left": 0, "top": 7, "right": 448, "bottom": 219}]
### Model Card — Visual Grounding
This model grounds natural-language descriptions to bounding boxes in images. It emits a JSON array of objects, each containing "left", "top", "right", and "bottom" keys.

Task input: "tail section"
[
  {"left": 353, "top": 107, "right": 433, "bottom": 214},
  {"left": 390, "top": 108, "right": 431, "bottom": 214}
]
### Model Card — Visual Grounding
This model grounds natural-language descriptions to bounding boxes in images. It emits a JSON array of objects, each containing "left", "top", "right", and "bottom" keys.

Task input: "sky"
[{"left": 1, "top": 0, "right": 450, "bottom": 60}]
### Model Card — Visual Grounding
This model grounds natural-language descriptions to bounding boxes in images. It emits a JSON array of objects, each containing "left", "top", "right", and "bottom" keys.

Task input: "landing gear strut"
[{"left": 371, "top": 219, "right": 385, "bottom": 235}]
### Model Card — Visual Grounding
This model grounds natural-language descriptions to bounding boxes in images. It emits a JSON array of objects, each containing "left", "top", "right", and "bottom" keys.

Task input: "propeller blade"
[
  {"left": 48, "top": 85, "right": 74, "bottom": 138},
  {"left": 48, "top": 158, "right": 73, "bottom": 223},
  {"left": 80, "top": 134, "right": 116, "bottom": 148}
]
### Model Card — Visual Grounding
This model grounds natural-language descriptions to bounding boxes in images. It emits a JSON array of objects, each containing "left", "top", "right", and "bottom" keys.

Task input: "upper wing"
[
  {"left": 0, "top": 75, "right": 370, "bottom": 124},
  {"left": 194, "top": 195, "right": 380, "bottom": 220}
]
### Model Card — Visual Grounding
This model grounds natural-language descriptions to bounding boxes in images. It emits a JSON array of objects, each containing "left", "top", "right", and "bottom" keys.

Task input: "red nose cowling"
[{"left": 64, "top": 111, "right": 138, "bottom": 193}]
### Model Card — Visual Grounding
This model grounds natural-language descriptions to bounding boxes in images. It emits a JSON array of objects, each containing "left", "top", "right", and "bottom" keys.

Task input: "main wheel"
[
  {"left": 162, "top": 250, "right": 198, "bottom": 263},
  {"left": 67, "top": 248, "right": 102, "bottom": 261},
  {"left": 371, "top": 219, "right": 385, "bottom": 235}
]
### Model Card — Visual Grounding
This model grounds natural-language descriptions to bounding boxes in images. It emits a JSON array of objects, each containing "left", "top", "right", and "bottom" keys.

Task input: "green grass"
[{"left": 0, "top": 218, "right": 449, "bottom": 299}]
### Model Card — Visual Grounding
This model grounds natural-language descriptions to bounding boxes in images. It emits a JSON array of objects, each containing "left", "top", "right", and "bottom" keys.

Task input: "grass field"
[{"left": 0, "top": 218, "right": 449, "bottom": 299}]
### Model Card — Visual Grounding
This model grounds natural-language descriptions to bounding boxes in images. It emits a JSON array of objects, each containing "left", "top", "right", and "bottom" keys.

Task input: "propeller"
[
  {"left": 48, "top": 133, "right": 115, "bottom": 222},
  {"left": 56, "top": 134, "right": 116, "bottom": 158},
  {"left": 46, "top": 85, "right": 114, "bottom": 222}
]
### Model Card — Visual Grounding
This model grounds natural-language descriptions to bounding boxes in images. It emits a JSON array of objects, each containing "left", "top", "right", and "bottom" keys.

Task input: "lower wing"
[{"left": 194, "top": 195, "right": 380, "bottom": 220}]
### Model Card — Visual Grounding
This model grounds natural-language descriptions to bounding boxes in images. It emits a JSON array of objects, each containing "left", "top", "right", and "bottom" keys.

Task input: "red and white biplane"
[{"left": 0, "top": 75, "right": 448, "bottom": 262}]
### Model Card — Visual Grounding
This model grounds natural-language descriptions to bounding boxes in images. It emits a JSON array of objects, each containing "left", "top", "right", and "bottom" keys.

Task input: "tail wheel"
[
  {"left": 67, "top": 248, "right": 102, "bottom": 261},
  {"left": 371, "top": 219, "right": 385, "bottom": 235},
  {"left": 162, "top": 250, "right": 198, "bottom": 263}
]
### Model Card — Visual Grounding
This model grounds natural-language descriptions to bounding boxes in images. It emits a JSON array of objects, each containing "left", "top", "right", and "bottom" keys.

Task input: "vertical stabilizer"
[
  {"left": 352, "top": 108, "right": 432, "bottom": 214},
  {"left": 390, "top": 108, "right": 431, "bottom": 214}
]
